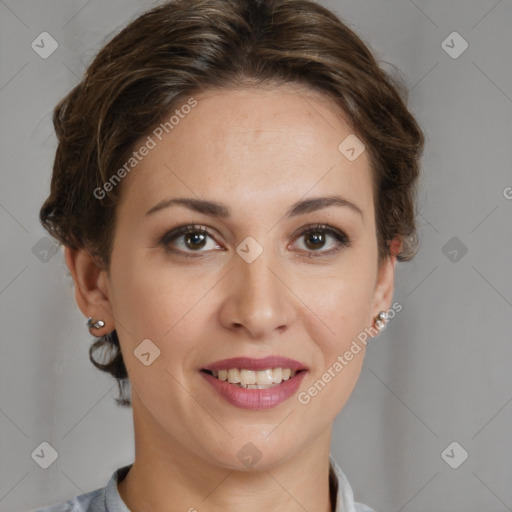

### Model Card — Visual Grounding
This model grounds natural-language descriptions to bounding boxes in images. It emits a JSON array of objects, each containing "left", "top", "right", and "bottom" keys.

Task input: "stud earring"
[
  {"left": 374, "top": 311, "right": 388, "bottom": 331},
  {"left": 87, "top": 317, "right": 105, "bottom": 330}
]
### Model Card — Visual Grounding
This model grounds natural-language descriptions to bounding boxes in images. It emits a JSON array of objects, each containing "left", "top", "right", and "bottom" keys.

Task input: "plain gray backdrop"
[{"left": 1, "top": 1, "right": 511, "bottom": 511}]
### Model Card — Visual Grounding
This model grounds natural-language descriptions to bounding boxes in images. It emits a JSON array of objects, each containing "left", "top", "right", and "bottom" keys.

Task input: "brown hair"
[{"left": 40, "top": 0, "right": 424, "bottom": 407}]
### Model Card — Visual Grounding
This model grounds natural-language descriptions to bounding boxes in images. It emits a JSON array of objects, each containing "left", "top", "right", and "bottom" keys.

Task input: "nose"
[{"left": 218, "top": 247, "right": 295, "bottom": 340}]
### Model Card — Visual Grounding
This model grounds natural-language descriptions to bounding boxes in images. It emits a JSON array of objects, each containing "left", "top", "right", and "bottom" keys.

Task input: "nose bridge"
[
  {"left": 222, "top": 238, "right": 292, "bottom": 337},
  {"left": 239, "top": 248, "right": 277, "bottom": 300}
]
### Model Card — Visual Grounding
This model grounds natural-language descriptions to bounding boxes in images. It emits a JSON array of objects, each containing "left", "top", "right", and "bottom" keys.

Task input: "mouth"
[
  {"left": 200, "top": 359, "right": 309, "bottom": 409},
  {"left": 200, "top": 368, "right": 306, "bottom": 389}
]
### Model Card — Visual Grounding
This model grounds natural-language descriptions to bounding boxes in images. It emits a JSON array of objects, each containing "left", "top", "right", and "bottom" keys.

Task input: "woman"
[{"left": 35, "top": 0, "right": 424, "bottom": 510}]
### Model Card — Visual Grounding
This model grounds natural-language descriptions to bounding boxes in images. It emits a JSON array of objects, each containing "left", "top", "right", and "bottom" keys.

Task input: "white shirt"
[{"left": 31, "top": 453, "right": 376, "bottom": 512}]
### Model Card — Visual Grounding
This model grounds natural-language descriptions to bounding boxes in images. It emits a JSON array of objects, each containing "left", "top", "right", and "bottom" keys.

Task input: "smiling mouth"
[{"left": 201, "top": 368, "right": 305, "bottom": 389}]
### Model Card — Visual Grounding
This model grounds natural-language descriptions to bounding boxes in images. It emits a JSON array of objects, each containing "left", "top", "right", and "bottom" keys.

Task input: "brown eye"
[
  {"left": 159, "top": 223, "right": 351, "bottom": 259},
  {"left": 160, "top": 224, "right": 222, "bottom": 256},
  {"left": 294, "top": 224, "right": 351, "bottom": 257},
  {"left": 304, "top": 231, "right": 327, "bottom": 250},
  {"left": 183, "top": 231, "right": 207, "bottom": 250}
]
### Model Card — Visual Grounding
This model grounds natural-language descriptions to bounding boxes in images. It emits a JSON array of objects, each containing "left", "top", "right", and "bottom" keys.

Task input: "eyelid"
[
  {"left": 159, "top": 223, "right": 222, "bottom": 252},
  {"left": 158, "top": 222, "right": 351, "bottom": 257},
  {"left": 289, "top": 223, "right": 351, "bottom": 256}
]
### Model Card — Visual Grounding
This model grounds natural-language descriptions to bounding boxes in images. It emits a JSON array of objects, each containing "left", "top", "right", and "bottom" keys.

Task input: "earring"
[
  {"left": 374, "top": 311, "right": 388, "bottom": 331},
  {"left": 87, "top": 317, "right": 105, "bottom": 330}
]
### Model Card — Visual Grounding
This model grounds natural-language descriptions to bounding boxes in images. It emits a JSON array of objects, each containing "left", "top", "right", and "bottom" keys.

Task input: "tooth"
[
  {"left": 240, "top": 369, "right": 256, "bottom": 385},
  {"left": 271, "top": 367, "right": 282, "bottom": 383},
  {"left": 210, "top": 368, "right": 299, "bottom": 385},
  {"left": 256, "top": 369, "right": 273, "bottom": 386},
  {"left": 227, "top": 368, "right": 240, "bottom": 384}
]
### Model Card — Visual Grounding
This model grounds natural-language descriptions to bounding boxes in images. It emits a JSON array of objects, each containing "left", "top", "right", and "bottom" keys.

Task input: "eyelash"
[{"left": 158, "top": 223, "right": 351, "bottom": 259}]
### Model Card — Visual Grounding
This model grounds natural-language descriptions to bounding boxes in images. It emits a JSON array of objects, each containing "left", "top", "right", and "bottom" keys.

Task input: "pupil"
[
  {"left": 305, "top": 232, "right": 324, "bottom": 250},
  {"left": 186, "top": 232, "right": 206, "bottom": 249}
]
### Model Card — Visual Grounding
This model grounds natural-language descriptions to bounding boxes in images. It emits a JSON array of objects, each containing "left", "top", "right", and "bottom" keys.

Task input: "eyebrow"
[{"left": 145, "top": 195, "right": 363, "bottom": 219}]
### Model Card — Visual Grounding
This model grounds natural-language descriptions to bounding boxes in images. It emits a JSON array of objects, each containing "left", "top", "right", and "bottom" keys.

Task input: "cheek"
[
  {"left": 107, "top": 243, "right": 166, "bottom": 339},
  {"left": 111, "top": 268, "right": 188, "bottom": 340},
  {"left": 108, "top": 248, "right": 221, "bottom": 351},
  {"left": 296, "top": 271, "right": 375, "bottom": 421},
  {"left": 302, "top": 259, "right": 377, "bottom": 350}
]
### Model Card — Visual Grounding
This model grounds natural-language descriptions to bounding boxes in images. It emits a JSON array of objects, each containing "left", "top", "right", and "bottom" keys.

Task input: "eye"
[
  {"left": 159, "top": 224, "right": 222, "bottom": 257},
  {"left": 159, "top": 223, "right": 351, "bottom": 258},
  {"left": 292, "top": 224, "right": 351, "bottom": 257}
]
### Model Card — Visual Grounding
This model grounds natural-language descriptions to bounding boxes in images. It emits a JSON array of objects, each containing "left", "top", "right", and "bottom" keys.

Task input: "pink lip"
[
  {"left": 200, "top": 370, "right": 307, "bottom": 410},
  {"left": 202, "top": 356, "right": 309, "bottom": 372}
]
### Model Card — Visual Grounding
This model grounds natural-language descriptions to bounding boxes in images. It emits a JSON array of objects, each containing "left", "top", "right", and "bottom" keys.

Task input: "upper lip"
[{"left": 202, "top": 356, "right": 309, "bottom": 372}]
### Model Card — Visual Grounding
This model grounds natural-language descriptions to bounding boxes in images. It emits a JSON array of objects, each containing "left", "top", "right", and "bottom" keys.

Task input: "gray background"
[{"left": 1, "top": 1, "right": 511, "bottom": 511}]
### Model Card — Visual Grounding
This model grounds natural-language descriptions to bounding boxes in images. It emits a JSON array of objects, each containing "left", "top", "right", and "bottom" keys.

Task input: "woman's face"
[{"left": 93, "top": 84, "right": 395, "bottom": 469}]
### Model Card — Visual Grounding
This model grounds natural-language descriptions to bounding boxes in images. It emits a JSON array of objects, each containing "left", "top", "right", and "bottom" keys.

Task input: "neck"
[{"left": 117, "top": 394, "right": 334, "bottom": 512}]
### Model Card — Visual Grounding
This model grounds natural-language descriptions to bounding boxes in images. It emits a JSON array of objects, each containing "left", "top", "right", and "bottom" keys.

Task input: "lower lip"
[{"left": 200, "top": 370, "right": 307, "bottom": 410}]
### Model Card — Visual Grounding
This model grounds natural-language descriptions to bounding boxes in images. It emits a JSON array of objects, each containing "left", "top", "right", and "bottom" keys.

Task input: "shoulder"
[
  {"left": 329, "top": 453, "right": 377, "bottom": 512},
  {"left": 354, "top": 503, "right": 377, "bottom": 512},
  {"left": 28, "top": 486, "right": 105, "bottom": 512},
  {"left": 29, "top": 463, "right": 132, "bottom": 512}
]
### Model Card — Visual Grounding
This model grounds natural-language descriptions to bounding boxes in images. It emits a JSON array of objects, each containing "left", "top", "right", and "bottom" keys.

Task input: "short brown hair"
[{"left": 40, "top": 0, "right": 424, "bottom": 406}]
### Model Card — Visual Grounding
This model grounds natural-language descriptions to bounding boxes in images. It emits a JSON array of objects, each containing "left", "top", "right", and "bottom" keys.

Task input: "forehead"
[{"left": 117, "top": 84, "right": 374, "bottom": 221}]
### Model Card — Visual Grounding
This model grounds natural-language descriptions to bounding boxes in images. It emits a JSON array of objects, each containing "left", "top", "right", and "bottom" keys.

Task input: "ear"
[
  {"left": 369, "top": 238, "right": 400, "bottom": 328},
  {"left": 64, "top": 246, "right": 114, "bottom": 336}
]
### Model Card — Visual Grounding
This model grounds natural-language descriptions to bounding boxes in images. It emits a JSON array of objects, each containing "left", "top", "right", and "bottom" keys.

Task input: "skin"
[{"left": 65, "top": 83, "right": 397, "bottom": 512}]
